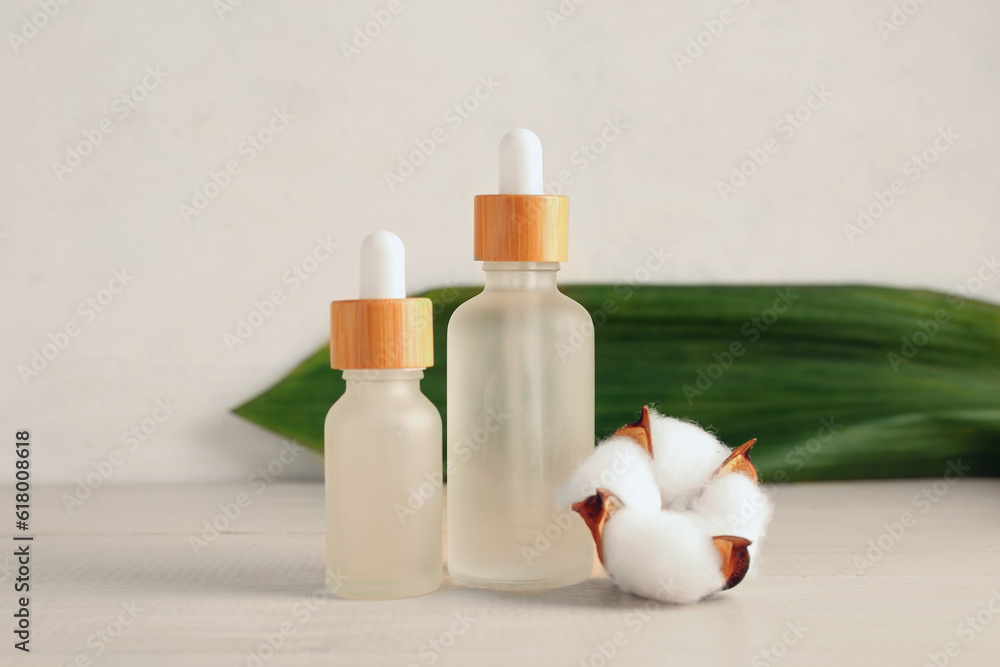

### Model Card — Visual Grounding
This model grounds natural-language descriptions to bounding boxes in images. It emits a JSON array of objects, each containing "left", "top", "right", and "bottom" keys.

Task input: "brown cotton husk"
[
  {"left": 612, "top": 405, "right": 653, "bottom": 457},
  {"left": 713, "top": 438, "right": 759, "bottom": 483},
  {"left": 571, "top": 488, "right": 623, "bottom": 567},
  {"left": 713, "top": 535, "right": 752, "bottom": 590}
]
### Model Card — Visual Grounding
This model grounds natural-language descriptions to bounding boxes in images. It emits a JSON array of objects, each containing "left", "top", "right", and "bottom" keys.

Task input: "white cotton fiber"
[
  {"left": 561, "top": 406, "right": 773, "bottom": 603},
  {"left": 646, "top": 410, "right": 731, "bottom": 509},
  {"left": 554, "top": 436, "right": 660, "bottom": 514},
  {"left": 693, "top": 472, "right": 773, "bottom": 565},
  {"left": 602, "top": 508, "right": 725, "bottom": 604}
]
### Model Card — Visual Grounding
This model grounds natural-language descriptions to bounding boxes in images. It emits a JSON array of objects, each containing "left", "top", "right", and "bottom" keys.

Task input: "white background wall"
[{"left": 2, "top": 0, "right": 998, "bottom": 486}]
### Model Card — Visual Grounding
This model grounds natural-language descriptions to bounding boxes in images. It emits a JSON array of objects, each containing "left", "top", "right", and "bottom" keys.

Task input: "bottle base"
[
  {"left": 328, "top": 571, "right": 442, "bottom": 600},
  {"left": 448, "top": 567, "right": 591, "bottom": 592}
]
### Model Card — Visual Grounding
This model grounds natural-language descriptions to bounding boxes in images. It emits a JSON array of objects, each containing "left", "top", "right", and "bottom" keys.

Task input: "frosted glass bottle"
[
  {"left": 325, "top": 369, "right": 443, "bottom": 599},
  {"left": 447, "top": 261, "right": 595, "bottom": 589}
]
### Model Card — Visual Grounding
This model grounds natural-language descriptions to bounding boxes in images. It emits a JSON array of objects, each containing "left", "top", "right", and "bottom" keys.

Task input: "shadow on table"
[
  {"left": 43, "top": 530, "right": 735, "bottom": 613},
  {"left": 437, "top": 575, "right": 734, "bottom": 611}
]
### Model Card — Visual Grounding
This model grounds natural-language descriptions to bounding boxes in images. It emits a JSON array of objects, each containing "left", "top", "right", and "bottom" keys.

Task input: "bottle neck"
[
  {"left": 481, "top": 262, "right": 560, "bottom": 292},
  {"left": 342, "top": 369, "right": 424, "bottom": 397}
]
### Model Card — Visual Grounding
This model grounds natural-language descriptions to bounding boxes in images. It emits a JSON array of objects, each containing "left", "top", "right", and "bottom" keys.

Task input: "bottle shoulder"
[
  {"left": 450, "top": 287, "right": 591, "bottom": 322},
  {"left": 326, "top": 387, "right": 441, "bottom": 428},
  {"left": 556, "top": 288, "right": 593, "bottom": 322}
]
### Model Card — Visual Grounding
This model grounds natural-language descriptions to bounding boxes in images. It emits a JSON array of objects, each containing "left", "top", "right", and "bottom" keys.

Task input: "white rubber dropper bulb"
[
  {"left": 360, "top": 230, "right": 406, "bottom": 299},
  {"left": 499, "top": 129, "right": 544, "bottom": 195}
]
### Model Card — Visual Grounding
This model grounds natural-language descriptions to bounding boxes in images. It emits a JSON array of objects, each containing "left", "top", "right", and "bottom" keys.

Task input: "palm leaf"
[{"left": 233, "top": 285, "right": 1000, "bottom": 481}]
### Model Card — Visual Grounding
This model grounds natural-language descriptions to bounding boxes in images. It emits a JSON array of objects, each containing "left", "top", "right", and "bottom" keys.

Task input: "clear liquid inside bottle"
[{"left": 446, "top": 261, "right": 595, "bottom": 589}]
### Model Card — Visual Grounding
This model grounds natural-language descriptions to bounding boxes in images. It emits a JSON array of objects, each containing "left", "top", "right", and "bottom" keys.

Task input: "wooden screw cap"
[
  {"left": 330, "top": 298, "right": 434, "bottom": 369},
  {"left": 474, "top": 194, "right": 569, "bottom": 262}
]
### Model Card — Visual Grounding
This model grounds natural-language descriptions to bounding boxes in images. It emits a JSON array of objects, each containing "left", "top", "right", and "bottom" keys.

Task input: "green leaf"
[{"left": 233, "top": 285, "right": 1000, "bottom": 481}]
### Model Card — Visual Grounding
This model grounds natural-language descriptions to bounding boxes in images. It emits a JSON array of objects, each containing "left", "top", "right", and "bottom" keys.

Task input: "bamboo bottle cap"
[
  {"left": 330, "top": 231, "right": 433, "bottom": 370},
  {"left": 330, "top": 298, "right": 433, "bottom": 369},
  {"left": 474, "top": 129, "right": 569, "bottom": 262},
  {"left": 474, "top": 194, "right": 569, "bottom": 261}
]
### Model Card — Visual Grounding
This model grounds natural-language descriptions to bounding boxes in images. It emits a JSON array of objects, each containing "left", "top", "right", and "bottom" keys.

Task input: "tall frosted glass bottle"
[
  {"left": 447, "top": 130, "right": 595, "bottom": 589},
  {"left": 326, "top": 231, "right": 442, "bottom": 599}
]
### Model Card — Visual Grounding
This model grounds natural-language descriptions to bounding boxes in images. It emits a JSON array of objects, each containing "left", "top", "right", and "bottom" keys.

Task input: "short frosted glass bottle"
[
  {"left": 325, "top": 230, "right": 441, "bottom": 599},
  {"left": 446, "top": 130, "right": 595, "bottom": 590},
  {"left": 325, "top": 369, "right": 442, "bottom": 599}
]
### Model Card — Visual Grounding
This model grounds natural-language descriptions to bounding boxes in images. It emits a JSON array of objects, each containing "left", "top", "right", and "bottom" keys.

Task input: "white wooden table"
[{"left": 10, "top": 480, "right": 1000, "bottom": 666}]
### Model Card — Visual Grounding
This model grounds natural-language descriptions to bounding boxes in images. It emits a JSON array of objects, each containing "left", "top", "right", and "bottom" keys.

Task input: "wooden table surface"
[{"left": 10, "top": 479, "right": 1000, "bottom": 666}]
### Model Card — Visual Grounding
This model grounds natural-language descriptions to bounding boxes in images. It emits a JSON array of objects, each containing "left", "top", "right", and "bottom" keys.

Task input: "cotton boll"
[
  {"left": 554, "top": 436, "right": 660, "bottom": 514},
  {"left": 646, "top": 410, "right": 731, "bottom": 509},
  {"left": 693, "top": 473, "right": 773, "bottom": 564},
  {"left": 566, "top": 407, "right": 768, "bottom": 602},
  {"left": 602, "top": 508, "right": 725, "bottom": 604}
]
